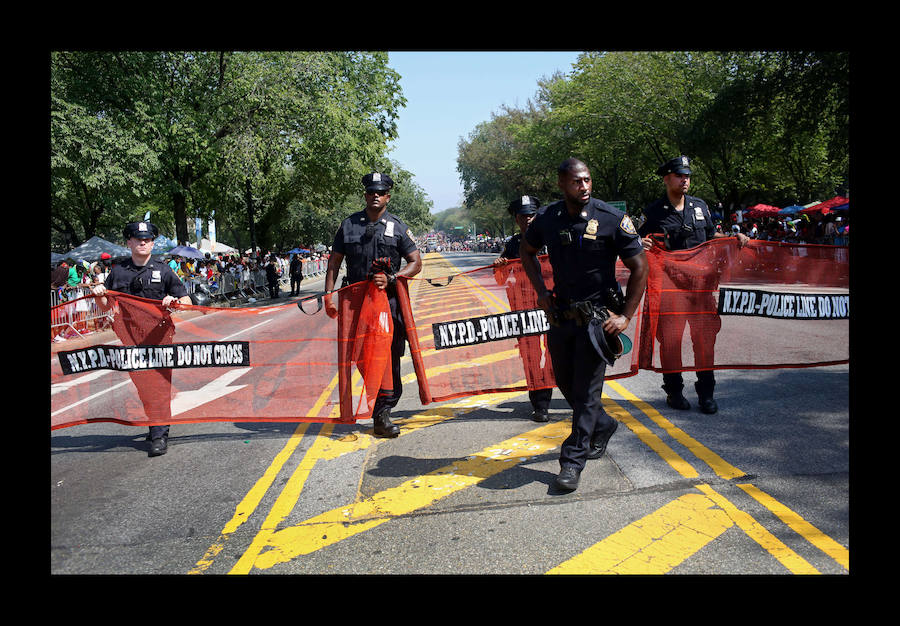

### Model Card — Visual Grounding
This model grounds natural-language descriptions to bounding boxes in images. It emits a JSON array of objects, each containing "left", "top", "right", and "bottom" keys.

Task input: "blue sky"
[{"left": 385, "top": 51, "right": 582, "bottom": 214}]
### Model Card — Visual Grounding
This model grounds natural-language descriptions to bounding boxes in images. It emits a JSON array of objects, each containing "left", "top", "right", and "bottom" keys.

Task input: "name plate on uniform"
[
  {"left": 433, "top": 309, "right": 550, "bottom": 350},
  {"left": 58, "top": 341, "right": 250, "bottom": 375}
]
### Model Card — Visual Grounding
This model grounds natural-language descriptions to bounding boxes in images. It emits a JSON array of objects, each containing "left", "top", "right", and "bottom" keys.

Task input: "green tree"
[{"left": 50, "top": 51, "right": 406, "bottom": 252}]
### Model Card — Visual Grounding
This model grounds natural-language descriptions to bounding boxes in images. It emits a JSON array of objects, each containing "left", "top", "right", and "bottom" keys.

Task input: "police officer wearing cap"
[
  {"left": 324, "top": 172, "right": 423, "bottom": 437},
  {"left": 639, "top": 156, "right": 749, "bottom": 414},
  {"left": 91, "top": 220, "right": 191, "bottom": 457},
  {"left": 493, "top": 195, "right": 552, "bottom": 422},
  {"left": 520, "top": 159, "right": 647, "bottom": 492}
]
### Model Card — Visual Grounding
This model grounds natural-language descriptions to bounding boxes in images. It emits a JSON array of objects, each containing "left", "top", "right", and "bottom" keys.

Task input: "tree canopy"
[
  {"left": 456, "top": 51, "right": 848, "bottom": 233},
  {"left": 50, "top": 51, "right": 433, "bottom": 253}
]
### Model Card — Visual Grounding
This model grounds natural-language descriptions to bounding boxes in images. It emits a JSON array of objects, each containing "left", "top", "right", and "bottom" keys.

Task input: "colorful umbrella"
[
  {"left": 743, "top": 204, "right": 782, "bottom": 219},
  {"left": 799, "top": 196, "right": 849, "bottom": 216}
]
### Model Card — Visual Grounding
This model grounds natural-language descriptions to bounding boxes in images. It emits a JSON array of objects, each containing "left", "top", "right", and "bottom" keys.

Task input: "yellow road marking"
[
  {"left": 695, "top": 483, "right": 820, "bottom": 574},
  {"left": 606, "top": 380, "right": 745, "bottom": 480},
  {"left": 195, "top": 253, "right": 846, "bottom": 575},
  {"left": 736, "top": 482, "right": 849, "bottom": 570},
  {"left": 546, "top": 492, "right": 733, "bottom": 574},
  {"left": 188, "top": 422, "right": 311, "bottom": 574},
  {"left": 601, "top": 395, "right": 699, "bottom": 479},
  {"left": 244, "top": 417, "right": 570, "bottom": 571}
]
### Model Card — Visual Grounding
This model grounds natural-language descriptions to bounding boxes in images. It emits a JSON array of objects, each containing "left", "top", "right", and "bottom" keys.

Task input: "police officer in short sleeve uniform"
[
  {"left": 324, "top": 172, "right": 423, "bottom": 437},
  {"left": 493, "top": 195, "right": 552, "bottom": 422},
  {"left": 638, "top": 156, "right": 749, "bottom": 414},
  {"left": 92, "top": 220, "right": 191, "bottom": 456},
  {"left": 519, "top": 159, "right": 648, "bottom": 491}
]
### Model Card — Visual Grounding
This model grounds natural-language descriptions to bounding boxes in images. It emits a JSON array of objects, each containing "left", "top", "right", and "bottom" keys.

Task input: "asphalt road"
[{"left": 50, "top": 251, "right": 850, "bottom": 576}]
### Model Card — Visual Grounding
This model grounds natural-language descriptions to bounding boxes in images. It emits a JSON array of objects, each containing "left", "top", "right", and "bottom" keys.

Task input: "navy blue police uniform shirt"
[
  {"left": 502, "top": 233, "right": 547, "bottom": 260},
  {"left": 105, "top": 257, "right": 188, "bottom": 300},
  {"left": 502, "top": 233, "right": 523, "bottom": 260},
  {"left": 332, "top": 210, "right": 418, "bottom": 285},
  {"left": 523, "top": 197, "right": 643, "bottom": 303},
  {"left": 638, "top": 194, "right": 716, "bottom": 251}
]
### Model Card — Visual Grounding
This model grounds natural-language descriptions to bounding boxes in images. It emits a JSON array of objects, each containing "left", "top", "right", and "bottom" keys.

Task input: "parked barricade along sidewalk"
[{"left": 50, "top": 285, "right": 114, "bottom": 341}]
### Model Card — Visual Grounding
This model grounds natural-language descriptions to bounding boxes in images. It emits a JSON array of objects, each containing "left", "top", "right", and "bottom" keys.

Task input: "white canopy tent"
[{"left": 197, "top": 238, "right": 238, "bottom": 254}]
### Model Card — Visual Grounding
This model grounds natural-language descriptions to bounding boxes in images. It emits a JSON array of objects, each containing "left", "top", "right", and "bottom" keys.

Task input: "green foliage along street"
[
  {"left": 454, "top": 51, "right": 848, "bottom": 236},
  {"left": 51, "top": 51, "right": 847, "bottom": 250}
]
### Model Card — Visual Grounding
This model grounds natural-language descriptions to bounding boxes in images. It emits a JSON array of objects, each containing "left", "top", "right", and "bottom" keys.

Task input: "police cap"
[
  {"left": 588, "top": 317, "right": 633, "bottom": 366},
  {"left": 123, "top": 221, "right": 159, "bottom": 240},
  {"left": 656, "top": 155, "right": 692, "bottom": 177},
  {"left": 507, "top": 195, "right": 541, "bottom": 217},
  {"left": 362, "top": 172, "right": 394, "bottom": 193}
]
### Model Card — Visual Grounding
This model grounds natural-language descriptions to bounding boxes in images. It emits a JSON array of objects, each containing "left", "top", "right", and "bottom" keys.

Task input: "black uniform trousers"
[
  {"left": 372, "top": 290, "right": 407, "bottom": 417},
  {"left": 529, "top": 388, "right": 552, "bottom": 412},
  {"left": 547, "top": 317, "right": 616, "bottom": 471}
]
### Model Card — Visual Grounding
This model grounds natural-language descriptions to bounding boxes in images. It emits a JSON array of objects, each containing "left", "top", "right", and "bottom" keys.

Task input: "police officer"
[
  {"left": 520, "top": 159, "right": 647, "bottom": 491},
  {"left": 493, "top": 195, "right": 553, "bottom": 422},
  {"left": 91, "top": 220, "right": 192, "bottom": 457},
  {"left": 324, "top": 172, "right": 423, "bottom": 437},
  {"left": 638, "top": 156, "right": 749, "bottom": 414}
]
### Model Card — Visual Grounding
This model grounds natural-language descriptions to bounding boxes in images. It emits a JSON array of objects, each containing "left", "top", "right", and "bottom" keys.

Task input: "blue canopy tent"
[
  {"left": 779, "top": 205, "right": 806, "bottom": 216},
  {"left": 152, "top": 235, "right": 177, "bottom": 254},
  {"left": 167, "top": 245, "right": 205, "bottom": 260},
  {"left": 288, "top": 248, "right": 310, "bottom": 254}
]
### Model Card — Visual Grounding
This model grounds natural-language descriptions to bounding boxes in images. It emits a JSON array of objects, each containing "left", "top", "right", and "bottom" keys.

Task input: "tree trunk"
[{"left": 173, "top": 190, "right": 188, "bottom": 245}]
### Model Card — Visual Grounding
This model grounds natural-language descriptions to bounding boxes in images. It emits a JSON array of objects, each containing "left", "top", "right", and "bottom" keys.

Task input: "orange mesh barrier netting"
[
  {"left": 51, "top": 240, "right": 848, "bottom": 430},
  {"left": 639, "top": 239, "right": 849, "bottom": 373},
  {"left": 405, "top": 256, "right": 641, "bottom": 405},
  {"left": 51, "top": 280, "right": 397, "bottom": 430}
]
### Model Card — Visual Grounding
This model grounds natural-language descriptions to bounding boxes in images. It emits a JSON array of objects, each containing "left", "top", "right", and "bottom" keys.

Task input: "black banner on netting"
[
  {"left": 432, "top": 308, "right": 551, "bottom": 350},
  {"left": 718, "top": 288, "right": 849, "bottom": 320},
  {"left": 58, "top": 341, "right": 251, "bottom": 375}
]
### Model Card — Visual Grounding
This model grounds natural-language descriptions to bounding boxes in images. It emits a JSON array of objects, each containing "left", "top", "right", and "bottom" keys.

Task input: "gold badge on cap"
[{"left": 619, "top": 215, "right": 637, "bottom": 235}]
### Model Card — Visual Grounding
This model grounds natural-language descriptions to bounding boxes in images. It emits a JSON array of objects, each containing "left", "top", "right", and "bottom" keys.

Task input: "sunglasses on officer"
[{"left": 365, "top": 189, "right": 389, "bottom": 196}]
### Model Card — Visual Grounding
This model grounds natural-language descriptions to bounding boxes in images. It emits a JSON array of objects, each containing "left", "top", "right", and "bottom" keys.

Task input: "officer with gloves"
[
  {"left": 519, "top": 159, "right": 647, "bottom": 492},
  {"left": 324, "top": 172, "right": 422, "bottom": 437}
]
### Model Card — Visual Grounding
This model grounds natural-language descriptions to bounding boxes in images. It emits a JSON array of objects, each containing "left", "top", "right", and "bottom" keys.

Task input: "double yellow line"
[{"left": 190, "top": 254, "right": 848, "bottom": 575}]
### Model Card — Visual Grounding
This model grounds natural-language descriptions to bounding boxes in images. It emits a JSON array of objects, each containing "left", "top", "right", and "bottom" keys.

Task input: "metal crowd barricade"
[{"left": 50, "top": 285, "right": 114, "bottom": 341}]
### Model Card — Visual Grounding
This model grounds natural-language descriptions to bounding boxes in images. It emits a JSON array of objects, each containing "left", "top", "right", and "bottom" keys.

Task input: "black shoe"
[
  {"left": 697, "top": 395, "right": 718, "bottom": 414},
  {"left": 587, "top": 420, "right": 618, "bottom": 460},
  {"left": 555, "top": 465, "right": 581, "bottom": 491},
  {"left": 373, "top": 409, "right": 400, "bottom": 438},
  {"left": 149, "top": 436, "right": 168, "bottom": 457},
  {"left": 665, "top": 388, "right": 691, "bottom": 410},
  {"left": 695, "top": 382, "right": 718, "bottom": 414},
  {"left": 531, "top": 409, "right": 549, "bottom": 422}
]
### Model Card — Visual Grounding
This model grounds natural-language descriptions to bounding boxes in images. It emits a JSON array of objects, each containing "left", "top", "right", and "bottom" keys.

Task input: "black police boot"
[
  {"left": 149, "top": 436, "right": 168, "bottom": 457},
  {"left": 531, "top": 409, "right": 549, "bottom": 422},
  {"left": 555, "top": 465, "right": 581, "bottom": 491},
  {"left": 373, "top": 408, "right": 400, "bottom": 438},
  {"left": 695, "top": 381, "right": 718, "bottom": 414},
  {"left": 663, "top": 385, "right": 691, "bottom": 410},
  {"left": 587, "top": 419, "right": 618, "bottom": 460}
]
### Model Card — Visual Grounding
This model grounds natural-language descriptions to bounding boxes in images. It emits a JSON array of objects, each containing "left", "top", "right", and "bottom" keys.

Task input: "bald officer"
[
  {"left": 91, "top": 220, "right": 191, "bottom": 457},
  {"left": 638, "top": 156, "right": 748, "bottom": 414},
  {"left": 520, "top": 159, "right": 647, "bottom": 491},
  {"left": 324, "top": 172, "right": 422, "bottom": 437}
]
